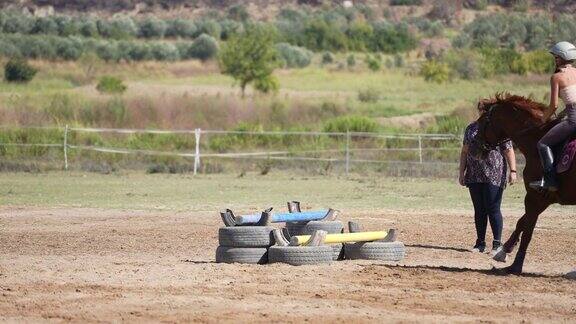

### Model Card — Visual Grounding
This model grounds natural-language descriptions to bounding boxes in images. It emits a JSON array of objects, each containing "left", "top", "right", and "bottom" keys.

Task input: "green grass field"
[
  {"left": 3, "top": 172, "right": 573, "bottom": 215},
  {"left": 0, "top": 61, "right": 550, "bottom": 119}
]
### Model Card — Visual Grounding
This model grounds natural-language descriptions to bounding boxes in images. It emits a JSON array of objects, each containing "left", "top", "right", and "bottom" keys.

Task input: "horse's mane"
[{"left": 482, "top": 93, "right": 548, "bottom": 124}]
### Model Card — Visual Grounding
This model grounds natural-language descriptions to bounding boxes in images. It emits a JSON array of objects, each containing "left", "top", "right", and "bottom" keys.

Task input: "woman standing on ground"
[{"left": 459, "top": 102, "right": 517, "bottom": 254}]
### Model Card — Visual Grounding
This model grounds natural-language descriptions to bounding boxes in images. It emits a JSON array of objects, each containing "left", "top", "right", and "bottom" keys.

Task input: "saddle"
[{"left": 557, "top": 135, "right": 576, "bottom": 173}]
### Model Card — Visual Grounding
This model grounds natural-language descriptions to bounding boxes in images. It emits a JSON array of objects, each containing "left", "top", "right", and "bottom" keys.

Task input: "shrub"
[
  {"left": 32, "top": 17, "right": 59, "bottom": 35},
  {"left": 138, "top": 16, "right": 167, "bottom": 38},
  {"left": 365, "top": 56, "right": 381, "bottom": 71},
  {"left": 96, "top": 76, "right": 127, "bottom": 94},
  {"left": 420, "top": 60, "right": 451, "bottom": 83},
  {"left": 19, "top": 37, "right": 56, "bottom": 59},
  {"left": 276, "top": 43, "right": 313, "bottom": 68},
  {"left": 464, "top": 0, "right": 488, "bottom": 10},
  {"left": 196, "top": 19, "right": 222, "bottom": 39},
  {"left": 126, "top": 42, "right": 152, "bottom": 61},
  {"left": 55, "top": 37, "right": 84, "bottom": 60},
  {"left": 96, "top": 42, "right": 119, "bottom": 62},
  {"left": 165, "top": 19, "right": 197, "bottom": 38},
  {"left": 188, "top": 34, "right": 219, "bottom": 61},
  {"left": 323, "top": 115, "right": 378, "bottom": 133},
  {"left": 219, "top": 19, "right": 244, "bottom": 40},
  {"left": 150, "top": 42, "right": 180, "bottom": 61},
  {"left": 228, "top": 4, "right": 250, "bottom": 22},
  {"left": 321, "top": 52, "right": 334, "bottom": 64},
  {"left": 2, "top": 11, "right": 34, "bottom": 34},
  {"left": 394, "top": 54, "right": 404, "bottom": 67},
  {"left": 442, "top": 49, "right": 482, "bottom": 80},
  {"left": 0, "top": 40, "right": 21, "bottom": 58},
  {"left": 390, "top": 0, "right": 422, "bottom": 5},
  {"left": 358, "top": 88, "right": 380, "bottom": 103},
  {"left": 79, "top": 18, "right": 99, "bottom": 37},
  {"left": 370, "top": 22, "right": 417, "bottom": 53},
  {"left": 97, "top": 16, "right": 137, "bottom": 39},
  {"left": 347, "top": 54, "right": 356, "bottom": 67},
  {"left": 4, "top": 59, "right": 37, "bottom": 83},
  {"left": 302, "top": 20, "right": 348, "bottom": 52}
]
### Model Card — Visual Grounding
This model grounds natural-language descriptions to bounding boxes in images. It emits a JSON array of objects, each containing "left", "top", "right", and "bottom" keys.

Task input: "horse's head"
[{"left": 474, "top": 94, "right": 546, "bottom": 158}]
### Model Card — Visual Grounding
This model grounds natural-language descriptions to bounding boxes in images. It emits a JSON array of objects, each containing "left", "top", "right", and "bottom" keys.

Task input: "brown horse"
[{"left": 475, "top": 93, "right": 576, "bottom": 274}]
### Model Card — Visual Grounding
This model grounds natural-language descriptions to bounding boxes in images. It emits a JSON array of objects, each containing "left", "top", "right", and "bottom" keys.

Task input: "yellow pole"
[{"left": 291, "top": 231, "right": 388, "bottom": 246}]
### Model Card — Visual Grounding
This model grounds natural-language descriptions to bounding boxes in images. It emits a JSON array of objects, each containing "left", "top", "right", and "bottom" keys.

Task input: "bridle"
[{"left": 475, "top": 103, "right": 543, "bottom": 152}]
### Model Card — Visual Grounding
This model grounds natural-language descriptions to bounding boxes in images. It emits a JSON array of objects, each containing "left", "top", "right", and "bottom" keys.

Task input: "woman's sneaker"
[{"left": 471, "top": 241, "right": 486, "bottom": 253}]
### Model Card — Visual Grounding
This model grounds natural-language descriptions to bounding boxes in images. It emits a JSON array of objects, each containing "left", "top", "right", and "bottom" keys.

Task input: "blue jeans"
[{"left": 468, "top": 183, "right": 504, "bottom": 245}]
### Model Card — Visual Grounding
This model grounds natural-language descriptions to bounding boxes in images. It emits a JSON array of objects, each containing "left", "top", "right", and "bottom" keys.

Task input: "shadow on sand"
[
  {"left": 406, "top": 244, "right": 470, "bottom": 253},
  {"left": 376, "top": 263, "right": 567, "bottom": 279}
]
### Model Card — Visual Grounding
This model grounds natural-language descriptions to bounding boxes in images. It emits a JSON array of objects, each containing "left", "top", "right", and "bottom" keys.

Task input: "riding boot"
[{"left": 529, "top": 145, "right": 559, "bottom": 192}]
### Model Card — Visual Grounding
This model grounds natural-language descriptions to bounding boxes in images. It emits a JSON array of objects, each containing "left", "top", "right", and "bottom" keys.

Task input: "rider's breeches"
[{"left": 538, "top": 104, "right": 576, "bottom": 149}]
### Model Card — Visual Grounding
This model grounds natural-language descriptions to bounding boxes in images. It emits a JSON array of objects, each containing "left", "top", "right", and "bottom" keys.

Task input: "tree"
[{"left": 219, "top": 25, "right": 280, "bottom": 97}]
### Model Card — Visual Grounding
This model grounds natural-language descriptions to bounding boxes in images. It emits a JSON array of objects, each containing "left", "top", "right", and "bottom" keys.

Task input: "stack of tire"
[
  {"left": 285, "top": 220, "right": 344, "bottom": 260},
  {"left": 343, "top": 240, "right": 405, "bottom": 261},
  {"left": 215, "top": 225, "right": 275, "bottom": 264}
]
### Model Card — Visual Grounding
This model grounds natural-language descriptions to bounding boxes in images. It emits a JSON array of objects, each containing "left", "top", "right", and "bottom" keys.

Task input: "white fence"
[{"left": 0, "top": 125, "right": 463, "bottom": 175}]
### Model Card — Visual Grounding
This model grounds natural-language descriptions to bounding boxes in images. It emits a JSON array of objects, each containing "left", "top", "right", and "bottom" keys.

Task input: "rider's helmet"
[{"left": 549, "top": 41, "right": 576, "bottom": 61}]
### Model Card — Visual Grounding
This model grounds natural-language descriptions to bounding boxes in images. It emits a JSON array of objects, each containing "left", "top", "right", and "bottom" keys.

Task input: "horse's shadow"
[
  {"left": 381, "top": 263, "right": 565, "bottom": 278},
  {"left": 405, "top": 244, "right": 470, "bottom": 253}
]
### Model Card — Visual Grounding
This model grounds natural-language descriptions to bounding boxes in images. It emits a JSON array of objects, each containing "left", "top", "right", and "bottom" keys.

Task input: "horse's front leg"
[
  {"left": 493, "top": 215, "right": 525, "bottom": 262},
  {"left": 500, "top": 195, "right": 550, "bottom": 274}
]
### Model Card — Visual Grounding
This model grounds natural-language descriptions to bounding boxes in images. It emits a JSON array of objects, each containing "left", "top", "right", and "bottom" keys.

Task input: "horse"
[{"left": 474, "top": 93, "right": 576, "bottom": 274}]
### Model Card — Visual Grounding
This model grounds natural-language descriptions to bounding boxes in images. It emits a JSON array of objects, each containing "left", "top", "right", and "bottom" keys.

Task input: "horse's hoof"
[{"left": 492, "top": 246, "right": 507, "bottom": 262}]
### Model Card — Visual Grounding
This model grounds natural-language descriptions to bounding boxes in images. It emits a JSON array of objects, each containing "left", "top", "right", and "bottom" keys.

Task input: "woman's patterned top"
[{"left": 463, "top": 122, "right": 512, "bottom": 188}]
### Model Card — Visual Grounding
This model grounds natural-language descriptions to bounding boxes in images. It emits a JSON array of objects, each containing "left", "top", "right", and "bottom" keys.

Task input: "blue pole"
[{"left": 236, "top": 210, "right": 329, "bottom": 225}]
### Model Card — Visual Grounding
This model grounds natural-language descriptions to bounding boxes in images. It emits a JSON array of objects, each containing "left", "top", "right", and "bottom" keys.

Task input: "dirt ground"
[{"left": 1, "top": 206, "right": 575, "bottom": 323}]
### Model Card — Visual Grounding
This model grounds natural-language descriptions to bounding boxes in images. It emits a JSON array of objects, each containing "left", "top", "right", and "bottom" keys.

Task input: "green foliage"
[
  {"left": 219, "top": 25, "right": 280, "bottom": 96},
  {"left": 138, "top": 16, "right": 167, "bottom": 38},
  {"left": 464, "top": 0, "right": 488, "bottom": 10},
  {"left": 358, "top": 88, "right": 380, "bottom": 103},
  {"left": 276, "top": 43, "right": 313, "bottom": 68},
  {"left": 150, "top": 42, "right": 180, "bottom": 61},
  {"left": 321, "top": 52, "right": 334, "bottom": 64},
  {"left": 323, "top": 115, "right": 378, "bottom": 133},
  {"left": 390, "top": 0, "right": 422, "bottom": 5},
  {"left": 4, "top": 59, "right": 37, "bottom": 83},
  {"left": 165, "top": 19, "right": 197, "bottom": 38},
  {"left": 365, "top": 56, "right": 381, "bottom": 72},
  {"left": 228, "top": 4, "right": 250, "bottom": 22},
  {"left": 420, "top": 60, "right": 451, "bottom": 83},
  {"left": 188, "top": 34, "right": 219, "bottom": 61},
  {"left": 97, "top": 15, "right": 137, "bottom": 39},
  {"left": 347, "top": 54, "right": 356, "bottom": 67},
  {"left": 96, "top": 76, "right": 127, "bottom": 94}
]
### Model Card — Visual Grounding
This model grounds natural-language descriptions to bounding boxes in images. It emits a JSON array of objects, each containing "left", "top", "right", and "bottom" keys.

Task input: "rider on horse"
[{"left": 529, "top": 41, "right": 576, "bottom": 192}]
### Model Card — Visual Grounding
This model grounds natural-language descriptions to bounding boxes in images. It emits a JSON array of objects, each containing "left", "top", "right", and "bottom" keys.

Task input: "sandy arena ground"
[{"left": 1, "top": 206, "right": 575, "bottom": 322}]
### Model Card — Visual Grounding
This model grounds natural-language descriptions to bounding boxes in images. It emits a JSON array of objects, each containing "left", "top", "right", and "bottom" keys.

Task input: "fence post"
[
  {"left": 418, "top": 135, "right": 423, "bottom": 164},
  {"left": 194, "top": 128, "right": 201, "bottom": 175},
  {"left": 63, "top": 124, "right": 69, "bottom": 170},
  {"left": 345, "top": 130, "right": 350, "bottom": 176}
]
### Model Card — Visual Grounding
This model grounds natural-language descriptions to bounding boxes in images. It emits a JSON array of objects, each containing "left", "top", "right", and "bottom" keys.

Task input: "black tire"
[
  {"left": 215, "top": 246, "right": 268, "bottom": 264},
  {"left": 268, "top": 245, "right": 333, "bottom": 265},
  {"left": 331, "top": 244, "right": 344, "bottom": 261},
  {"left": 286, "top": 221, "right": 344, "bottom": 236},
  {"left": 218, "top": 226, "right": 275, "bottom": 248},
  {"left": 344, "top": 241, "right": 405, "bottom": 261},
  {"left": 285, "top": 222, "right": 307, "bottom": 236}
]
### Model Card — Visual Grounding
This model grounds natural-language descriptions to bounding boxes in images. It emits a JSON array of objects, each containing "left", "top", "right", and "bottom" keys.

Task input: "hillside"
[{"left": 2, "top": 0, "right": 575, "bottom": 18}]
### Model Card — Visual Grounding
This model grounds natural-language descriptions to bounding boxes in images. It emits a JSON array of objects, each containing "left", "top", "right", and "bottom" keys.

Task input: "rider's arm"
[{"left": 546, "top": 75, "right": 560, "bottom": 120}]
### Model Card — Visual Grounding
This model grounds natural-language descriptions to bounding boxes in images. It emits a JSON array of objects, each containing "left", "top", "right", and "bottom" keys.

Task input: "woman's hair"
[{"left": 555, "top": 56, "right": 575, "bottom": 73}]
